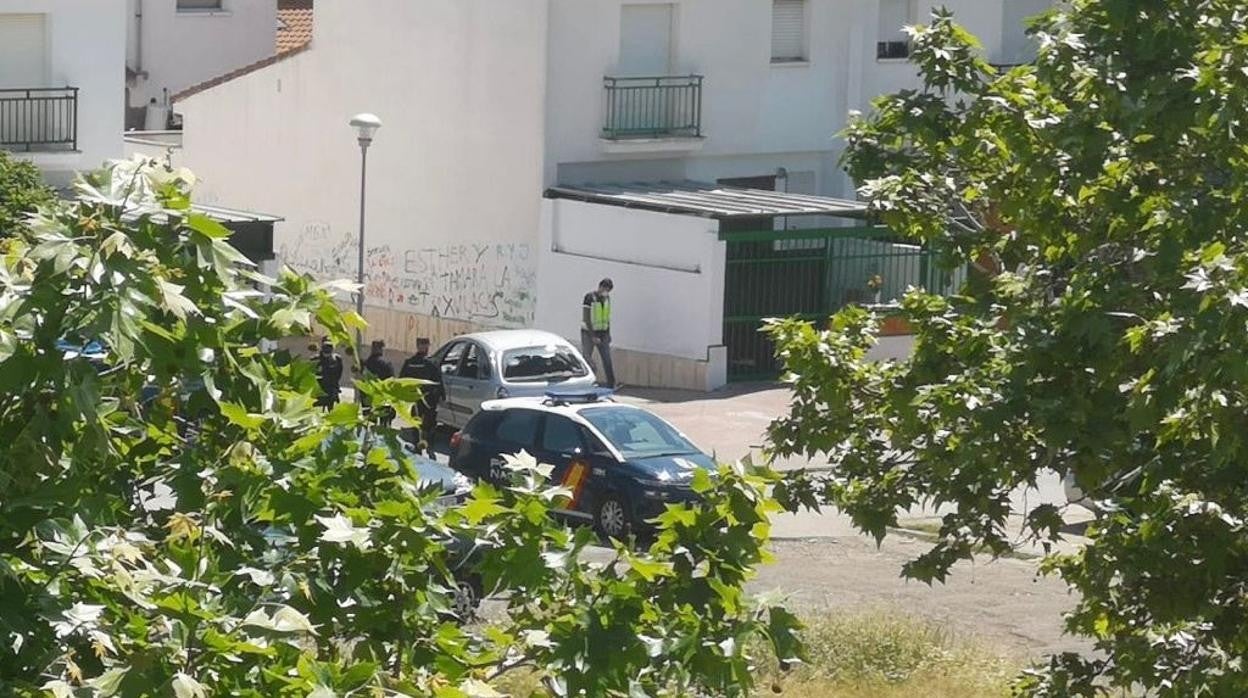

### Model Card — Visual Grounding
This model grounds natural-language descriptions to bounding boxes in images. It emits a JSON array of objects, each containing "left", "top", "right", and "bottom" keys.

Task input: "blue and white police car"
[{"left": 448, "top": 389, "right": 714, "bottom": 539}]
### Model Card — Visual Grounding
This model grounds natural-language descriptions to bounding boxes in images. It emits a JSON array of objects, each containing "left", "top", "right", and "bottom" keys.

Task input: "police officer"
[
  {"left": 400, "top": 337, "right": 442, "bottom": 458},
  {"left": 581, "top": 277, "right": 616, "bottom": 388},
  {"left": 361, "top": 339, "right": 396, "bottom": 424},
  {"left": 315, "top": 339, "right": 344, "bottom": 410}
]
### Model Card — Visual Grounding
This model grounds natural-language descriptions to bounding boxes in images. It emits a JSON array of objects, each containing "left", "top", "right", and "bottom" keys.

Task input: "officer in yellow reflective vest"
[{"left": 581, "top": 278, "right": 617, "bottom": 388}]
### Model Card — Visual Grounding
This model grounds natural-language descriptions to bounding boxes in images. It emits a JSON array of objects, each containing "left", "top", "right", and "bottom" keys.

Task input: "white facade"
[
  {"left": 0, "top": 0, "right": 127, "bottom": 185},
  {"left": 174, "top": 0, "right": 1049, "bottom": 390},
  {"left": 125, "top": 0, "right": 277, "bottom": 123},
  {"left": 177, "top": 0, "right": 549, "bottom": 333}
]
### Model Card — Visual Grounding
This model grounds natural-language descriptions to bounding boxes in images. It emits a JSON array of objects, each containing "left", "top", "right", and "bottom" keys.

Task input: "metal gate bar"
[{"left": 721, "top": 226, "right": 963, "bottom": 381}]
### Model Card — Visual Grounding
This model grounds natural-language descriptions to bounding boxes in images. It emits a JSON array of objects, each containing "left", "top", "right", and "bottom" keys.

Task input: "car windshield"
[
  {"left": 579, "top": 407, "right": 700, "bottom": 459},
  {"left": 502, "top": 345, "right": 588, "bottom": 382}
]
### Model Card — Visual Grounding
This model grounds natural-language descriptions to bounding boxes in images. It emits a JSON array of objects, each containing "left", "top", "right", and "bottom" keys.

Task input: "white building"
[
  {"left": 0, "top": 0, "right": 126, "bottom": 186},
  {"left": 125, "top": 0, "right": 278, "bottom": 130},
  {"left": 174, "top": 0, "right": 1049, "bottom": 390}
]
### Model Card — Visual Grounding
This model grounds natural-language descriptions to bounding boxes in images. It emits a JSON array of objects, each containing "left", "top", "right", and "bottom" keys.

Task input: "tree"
[
  {"left": 0, "top": 149, "right": 55, "bottom": 236},
  {"left": 767, "top": 1, "right": 1248, "bottom": 694},
  {"left": 0, "top": 159, "right": 797, "bottom": 696}
]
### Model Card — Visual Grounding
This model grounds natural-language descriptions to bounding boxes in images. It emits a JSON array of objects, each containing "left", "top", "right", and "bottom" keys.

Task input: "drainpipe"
[
  {"left": 134, "top": 0, "right": 146, "bottom": 78},
  {"left": 775, "top": 167, "right": 789, "bottom": 231}
]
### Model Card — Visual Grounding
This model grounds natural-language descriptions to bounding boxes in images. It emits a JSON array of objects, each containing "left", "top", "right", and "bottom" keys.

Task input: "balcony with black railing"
[
  {"left": 602, "top": 75, "right": 703, "bottom": 141},
  {"left": 0, "top": 87, "right": 79, "bottom": 152}
]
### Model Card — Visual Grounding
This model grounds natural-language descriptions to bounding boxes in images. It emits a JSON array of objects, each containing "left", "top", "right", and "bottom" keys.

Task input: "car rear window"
[{"left": 502, "top": 345, "right": 587, "bottom": 382}]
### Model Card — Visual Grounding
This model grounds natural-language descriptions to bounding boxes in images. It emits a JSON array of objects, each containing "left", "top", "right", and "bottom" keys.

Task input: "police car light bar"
[{"left": 543, "top": 387, "right": 615, "bottom": 405}]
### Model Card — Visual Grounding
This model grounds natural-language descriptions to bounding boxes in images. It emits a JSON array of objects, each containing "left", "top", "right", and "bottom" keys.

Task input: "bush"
[{"left": 0, "top": 149, "right": 54, "bottom": 235}]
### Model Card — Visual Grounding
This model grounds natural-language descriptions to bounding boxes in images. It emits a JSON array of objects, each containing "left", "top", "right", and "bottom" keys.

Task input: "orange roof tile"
[
  {"left": 172, "top": 43, "right": 309, "bottom": 103},
  {"left": 277, "top": 0, "right": 313, "bottom": 53}
]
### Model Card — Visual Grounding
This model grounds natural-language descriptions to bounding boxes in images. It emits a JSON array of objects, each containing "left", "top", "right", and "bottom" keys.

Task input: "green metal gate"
[{"left": 722, "top": 226, "right": 963, "bottom": 381}]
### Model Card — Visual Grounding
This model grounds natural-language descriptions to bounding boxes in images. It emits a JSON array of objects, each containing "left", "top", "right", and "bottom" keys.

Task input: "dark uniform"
[
  {"left": 315, "top": 341, "right": 344, "bottom": 410},
  {"left": 361, "top": 340, "right": 396, "bottom": 425},
  {"left": 400, "top": 340, "right": 441, "bottom": 458}
]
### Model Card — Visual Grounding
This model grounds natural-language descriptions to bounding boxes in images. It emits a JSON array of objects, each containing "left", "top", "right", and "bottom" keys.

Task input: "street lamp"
[{"left": 349, "top": 112, "right": 381, "bottom": 351}]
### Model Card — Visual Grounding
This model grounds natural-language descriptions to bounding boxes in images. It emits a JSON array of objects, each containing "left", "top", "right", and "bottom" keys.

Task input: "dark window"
[
  {"left": 502, "top": 345, "right": 588, "bottom": 381},
  {"left": 464, "top": 410, "right": 501, "bottom": 438},
  {"left": 494, "top": 409, "right": 540, "bottom": 448},
  {"left": 581, "top": 426, "right": 614, "bottom": 457},
  {"left": 459, "top": 343, "right": 488, "bottom": 379},
  {"left": 876, "top": 41, "right": 911, "bottom": 59},
  {"left": 580, "top": 406, "right": 700, "bottom": 459},
  {"left": 439, "top": 342, "right": 465, "bottom": 375},
  {"left": 178, "top": 0, "right": 224, "bottom": 10},
  {"left": 541, "top": 415, "right": 585, "bottom": 454}
]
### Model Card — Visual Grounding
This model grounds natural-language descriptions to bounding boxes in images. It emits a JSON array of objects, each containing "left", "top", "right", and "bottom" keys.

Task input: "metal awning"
[
  {"left": 545, "top": 180, "right": 868, "bottom": 220},
  {"left": 122, "top": 204, "right": 283, "bottom": 263},
  {"left": 120, "top": 203, "right": 283, "bottom": 226}
]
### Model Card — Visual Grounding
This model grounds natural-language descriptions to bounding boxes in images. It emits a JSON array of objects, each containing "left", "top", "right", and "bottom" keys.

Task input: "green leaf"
[
  {"left": 219, "top": 401, "right": 265, "bottom": 429},
  {"left": 462, "top": 494, "right": 508, "bottom": 525},
  {"left": 186, "top": 212, "right": 232, "bottom": 239}
]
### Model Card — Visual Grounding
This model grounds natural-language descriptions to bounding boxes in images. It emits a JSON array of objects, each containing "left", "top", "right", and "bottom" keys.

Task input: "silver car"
[{"left": 430, "top": 330, "right": 597, "bottom": 429}]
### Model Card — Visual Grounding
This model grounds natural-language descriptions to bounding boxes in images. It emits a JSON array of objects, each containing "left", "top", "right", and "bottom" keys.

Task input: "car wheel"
[
  {"left": 596, "top": 494, "right": 632, "bottom": 541},
  {"left": 451, "top": 576, "right": 481, "bottom": 621}
]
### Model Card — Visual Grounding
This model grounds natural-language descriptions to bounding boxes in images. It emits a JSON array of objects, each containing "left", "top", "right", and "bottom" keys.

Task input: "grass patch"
[
  {"left": 495, "top": 608, "right": 1018, "bottom": 696},
  {"left": 757, "top": 608, "right": 1017, "bottom": 696}
]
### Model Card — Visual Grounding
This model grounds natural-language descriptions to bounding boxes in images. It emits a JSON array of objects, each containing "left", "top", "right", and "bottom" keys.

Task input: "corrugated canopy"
[
  {"left": 121, "top": 204, "right": 284, "bottom": 225},
  {"left": 545, "top": 180, "right": 868, "bottom": 220}
]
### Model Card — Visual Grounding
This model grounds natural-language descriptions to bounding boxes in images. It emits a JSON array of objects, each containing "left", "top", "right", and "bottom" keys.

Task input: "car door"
[
  {"left": 484, "top": 408, "right": 542, "bottom": 483},
  {"left": 536, "top": 414, "right": 615, "bottom": 519},
  {"left": 453, "top": 342, "right": 493, "bottom": 420},
  {"left": 435, "top": 341, "right": 467, "bottom": 428}
]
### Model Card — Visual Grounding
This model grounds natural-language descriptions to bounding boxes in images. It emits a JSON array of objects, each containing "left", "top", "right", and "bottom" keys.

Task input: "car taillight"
[
  {"left": 450, "top": 431, "right": 463, "bottom": 450},
  {"left": 495, "top": 386, "right": 510, "bottom": 398}
]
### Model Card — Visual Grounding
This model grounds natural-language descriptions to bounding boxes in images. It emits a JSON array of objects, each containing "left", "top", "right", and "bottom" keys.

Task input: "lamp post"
[{"left": 349, "top": 113, "right": 381, "bottom": 351}]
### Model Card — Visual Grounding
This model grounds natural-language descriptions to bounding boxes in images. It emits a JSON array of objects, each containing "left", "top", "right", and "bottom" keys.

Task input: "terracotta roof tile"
[
  {"left": 172, "top": 42, "right": 309, "bottom": 103},
  {"left": 277, "top": 0, "right": 313, "bottom": 53}
]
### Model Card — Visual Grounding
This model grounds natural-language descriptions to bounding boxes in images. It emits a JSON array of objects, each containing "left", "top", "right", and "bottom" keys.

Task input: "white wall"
[
  {"left": 0, "top": 0, "right": 126, "bottom": 183},
  {"left": 535, "top": 199, "right": 723, "bottom": 361},
  {"left": 126, "top": 0, "right": 276, "bottom": 109},
  {"left": 545, "top": 0, "right": 864, "bottom": 191},
  {"left": 176, "top": 0, "right": 549, "bottom": 329},
  {"left": 547, "top": 0, "right": 1048, "bottom": 200}
]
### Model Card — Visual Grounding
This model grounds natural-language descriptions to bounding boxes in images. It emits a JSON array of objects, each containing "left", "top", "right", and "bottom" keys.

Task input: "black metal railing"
[
  {"left": 0, "top": 88, "right": 79, "bottom": 152},
  {"left": 602, "top": 75, "right": 702, "bottom": 140},
  {"left": 876, "top": 41, "right": 911, "bottom": 60}
]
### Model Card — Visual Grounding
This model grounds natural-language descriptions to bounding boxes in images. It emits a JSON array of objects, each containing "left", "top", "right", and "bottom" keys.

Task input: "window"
[
  {"left": 877, "top": 0, "right": 915, "bottom": 59},
  {"left": 459, "top": 343, "right": 488, "bottom": 379},
  {"left": 502, "top": 345, "right": 589, "bottom": 382},
  {"left": 771, "top": 0, "right": 807, "bottom": 63},
  {"left": 178, "top": 0, "right": 224, "bottom": 10},
  {"left": 540, "top": 416, "right": 585, "bottom": 455},
  {"left": 580, "top": 406, "right": 700, "bottom": 459},
  {"left": 494, "top": 410, "right": 541, "bottom": 449},
  {"left": 438, "top": 342, "right": 465, "bottom": 375}
]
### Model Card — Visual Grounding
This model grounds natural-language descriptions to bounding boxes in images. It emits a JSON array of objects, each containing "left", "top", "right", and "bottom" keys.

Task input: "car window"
[
  {"left": 578, "top": 407, "right": 700, "bottom": 459},
  {"left": 439, "top": 342, "right": 465, "bottom": 375},
  {"left": 502, "top": 344, "right": 588, "bottom": 382},
  {"left": 580, "top": 426, "right": 613, "bottom": 457},
  {"left": 494, "top": 409, "right": 540, "bottom": 448},
  {"left": 459, "top": 343, "right": 487, "bottom": 379},
  {"left": 540, "top": 415, "right": 585, "bottom": 454}
]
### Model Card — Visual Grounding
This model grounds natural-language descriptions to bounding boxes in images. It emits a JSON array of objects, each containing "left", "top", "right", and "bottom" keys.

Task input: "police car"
[{"left": 448, "top": 389, "right": 714, "bottom": 539}]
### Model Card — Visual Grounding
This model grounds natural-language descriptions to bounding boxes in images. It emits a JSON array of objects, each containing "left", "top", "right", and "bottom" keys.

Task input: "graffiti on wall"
[{"left": 279, "top": 222, "right": 536, "bottom": 327}]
